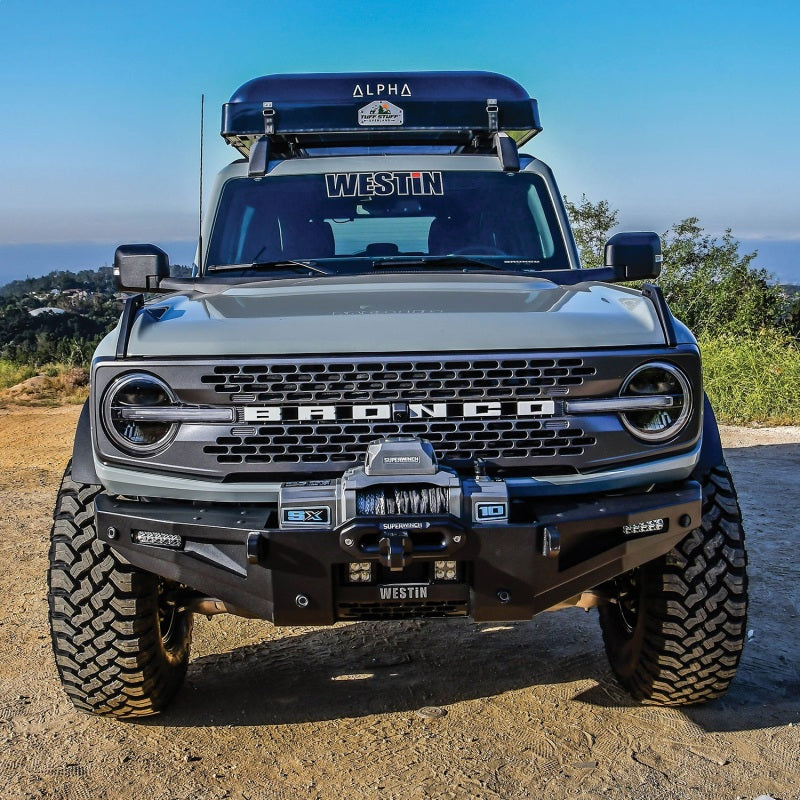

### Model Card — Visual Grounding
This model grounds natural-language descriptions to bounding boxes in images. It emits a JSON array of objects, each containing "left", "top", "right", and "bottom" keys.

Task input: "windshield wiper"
[
  {"left": 371, "top": 255, "right": 508, "bottom": 272},
  {"left": 210, "top": 259, "right": 331, "bottom": 275}
]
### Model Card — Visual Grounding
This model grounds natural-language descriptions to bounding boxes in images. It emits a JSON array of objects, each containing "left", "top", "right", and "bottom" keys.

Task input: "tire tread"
[
  {"left": 47, "top": 462, "right": 191, "bottom": 718},
  {"left": 599, "top": 463, "right": 748, "bottom": 705}
]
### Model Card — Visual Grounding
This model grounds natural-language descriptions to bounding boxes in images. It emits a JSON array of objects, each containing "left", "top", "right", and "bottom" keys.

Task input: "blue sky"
[{"left": 1, "top": 0, "right": 799, "bottom": 281}]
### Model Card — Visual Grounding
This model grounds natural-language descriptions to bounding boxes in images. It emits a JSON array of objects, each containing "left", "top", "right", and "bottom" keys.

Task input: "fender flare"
[
  {"left": 695, "top": 393, "right": 725, "bottom": 476},
  {"left": 71, "top": 399, "right": 101, "bottom": 485}
]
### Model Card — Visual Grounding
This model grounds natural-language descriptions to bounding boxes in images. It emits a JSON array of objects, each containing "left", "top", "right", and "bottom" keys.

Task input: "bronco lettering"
[{"left": 244, "top": 400, "right": 556, "bottom": 423}]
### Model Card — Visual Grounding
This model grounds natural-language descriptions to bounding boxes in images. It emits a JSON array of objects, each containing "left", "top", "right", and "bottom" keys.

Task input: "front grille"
[
  {"left": 337, "top": 600, "right": 468, "bottom": 620},
  {"left": 204, "top": 419, "right": 595, "bottom": 466},
  {"left": 95, "top": 347, "right": 702, "bottom": 480},
  {"left": 200, "top": 356, "right": 596, "bottom": 469},
  {"left": 201, "top": 356, "right": 595, "bottom": 402}
]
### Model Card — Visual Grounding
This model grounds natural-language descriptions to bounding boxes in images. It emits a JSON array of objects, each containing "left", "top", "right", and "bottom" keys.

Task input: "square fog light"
[
  {"left": 434, "top": 560, "right": 458, "bottom": 581},
  {"left": 348, "top": 562, "right": 373, "bottom": 583}
]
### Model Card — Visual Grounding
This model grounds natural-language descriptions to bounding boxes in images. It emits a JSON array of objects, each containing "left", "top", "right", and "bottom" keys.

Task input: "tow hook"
[{"left": 378, "top": 533, "right": 414, "bottom": 570}]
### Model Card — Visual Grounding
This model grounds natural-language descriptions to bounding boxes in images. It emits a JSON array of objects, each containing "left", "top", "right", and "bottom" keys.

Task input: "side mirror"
[
  {"left": 114, "top": 244, "right": 170, "bottom": 292},
  {"left": 604, "top": 232, "right": 662, "bottom": 281}
]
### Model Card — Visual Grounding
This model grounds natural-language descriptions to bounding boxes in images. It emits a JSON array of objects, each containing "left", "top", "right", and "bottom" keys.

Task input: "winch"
[{"left": 277, "top": 436, "right": 509, "bottom": 570}]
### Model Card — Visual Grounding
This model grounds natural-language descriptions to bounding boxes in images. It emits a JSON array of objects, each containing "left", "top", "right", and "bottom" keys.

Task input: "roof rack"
[{"left": 221, "top": 71, "right": 542, "bottom": 174}]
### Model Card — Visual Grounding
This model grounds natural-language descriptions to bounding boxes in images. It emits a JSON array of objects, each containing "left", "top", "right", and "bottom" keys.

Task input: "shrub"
[
  {"left": 660, "top": 219, "right": 786, "bottom": 337},
  {"left": 0, "top": 360, "right": 36, "bottom": 390},
  {"left": 563, "top": 194, "right": 619, "bottom": 270},
  {"left": 700, "top": 332, "right": 800, "bottom": 424}
]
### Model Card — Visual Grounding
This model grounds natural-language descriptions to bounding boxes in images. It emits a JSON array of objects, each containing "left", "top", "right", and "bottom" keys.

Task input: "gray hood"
[{"left": 121, "top": 273, "right": 665, "bottom": 357}]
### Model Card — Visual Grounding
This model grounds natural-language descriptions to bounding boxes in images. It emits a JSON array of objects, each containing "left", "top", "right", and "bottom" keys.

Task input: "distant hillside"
[
  {"left": 0, "top": 267, "right": 120, "bottom": 366},
  {"left": 0, "top": 265, "right": 193, "bottom": 367},
  {"left": 0, "top": 263, "right": 192, "bottom": 297},
  {"left": 0, "top": 267, "right": 116, "bottom": 297},
  {"left": 0, "top": 241, "right": 198, "bottom": 286}
]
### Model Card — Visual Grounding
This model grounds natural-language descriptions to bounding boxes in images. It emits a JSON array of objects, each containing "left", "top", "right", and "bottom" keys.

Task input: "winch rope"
[{"left": 356, "top": 486, "right": 450, "bottom": 516}]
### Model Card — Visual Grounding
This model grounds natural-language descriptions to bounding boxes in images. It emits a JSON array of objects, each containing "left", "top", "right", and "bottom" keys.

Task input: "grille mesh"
[
  {"left": 201, "top": 357, "right": 595, "bottom": 402},
  {"left": 205, "top": 420, "right": 594, "bottom": 465},
  {"left": 201, "top": 356, "right": 596, "bottom": 468}
]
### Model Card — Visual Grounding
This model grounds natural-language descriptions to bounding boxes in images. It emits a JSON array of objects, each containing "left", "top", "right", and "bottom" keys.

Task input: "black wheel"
[
  {"left": 48, "top": 462, "right": 192, "bottom": 717},
  {"left": 598, "top": 463, "right": 748, "bottom": 705}
]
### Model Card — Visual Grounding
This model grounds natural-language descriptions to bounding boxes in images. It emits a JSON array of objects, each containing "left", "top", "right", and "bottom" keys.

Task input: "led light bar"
[
  {"left": 118, "top": 407, "right": 235, "bottom": 423},
  {"left": 623, "top": 518, "right": 665, "bottom": 536},
  {"left": 565, "top": 396, "right": 674, "bottom": 413},
  {"left": 132, "top": 530, "right": 183, "bottom": 548}
]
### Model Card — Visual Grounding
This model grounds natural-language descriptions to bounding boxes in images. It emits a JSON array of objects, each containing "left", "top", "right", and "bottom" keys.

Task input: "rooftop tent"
[{"left": 221, "top": 71, "right": 542, "bottom": 159}]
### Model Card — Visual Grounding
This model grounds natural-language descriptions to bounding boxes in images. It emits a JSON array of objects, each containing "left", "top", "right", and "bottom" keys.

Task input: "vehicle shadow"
[
  {"left": 157, "top": 611, "right": 610, "bottom": 726},
  {"left": 151, "top": 440, "right": 800, "bottom": 732},
  {"left": 153, "top": 603, "right": 799, "bottom": 732}
]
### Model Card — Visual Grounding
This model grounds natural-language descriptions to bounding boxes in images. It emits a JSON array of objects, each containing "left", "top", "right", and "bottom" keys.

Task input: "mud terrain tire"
[
  {"left": 48, "top": 462, "right": 192, "bottom": 717},
  {"left": 598, "top": 463, "right": 747, "bottom": 705}
]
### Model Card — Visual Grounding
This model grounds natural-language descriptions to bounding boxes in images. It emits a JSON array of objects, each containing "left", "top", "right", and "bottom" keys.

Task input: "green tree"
[
  {"left": 659, "top": 217, "right": 785, "bottom": 337},
  {"left": 784, "top": 288, "right": 800, "bottom": 336},
  {"left": 564, "top": 196, "right": 788, "bottom": 337},
  {"left": 563, "top": 193, "right": 618, "bottom": 268}
]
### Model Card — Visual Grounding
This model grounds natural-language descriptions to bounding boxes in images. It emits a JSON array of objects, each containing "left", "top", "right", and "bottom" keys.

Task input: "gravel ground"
[{"left": 1, "top": 405, "right": 798, "bottom": 800}]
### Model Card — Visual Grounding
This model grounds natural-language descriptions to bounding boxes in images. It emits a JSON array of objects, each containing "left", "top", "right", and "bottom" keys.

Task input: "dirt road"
[{"left": 1, "top": 405, "right": 799, "bottom": 800}]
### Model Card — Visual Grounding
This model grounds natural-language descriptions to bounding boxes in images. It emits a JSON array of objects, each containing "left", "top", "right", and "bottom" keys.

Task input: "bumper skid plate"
[{"left": 95, "top": 480, "right": 701, "bottom": 625}]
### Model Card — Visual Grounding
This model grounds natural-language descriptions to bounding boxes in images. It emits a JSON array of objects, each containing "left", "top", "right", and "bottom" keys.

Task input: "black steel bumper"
[{"left": 95, "top": 482, "right": 701, "bottom": 625}]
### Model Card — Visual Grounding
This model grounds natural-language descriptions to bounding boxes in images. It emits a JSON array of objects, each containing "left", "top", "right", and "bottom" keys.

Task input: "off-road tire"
[
  {"left": 48, "top": 462, "right": 192, "bottom": 717},
  {"left": 598, "top": 463, "right": 747, "bottom": 705}
]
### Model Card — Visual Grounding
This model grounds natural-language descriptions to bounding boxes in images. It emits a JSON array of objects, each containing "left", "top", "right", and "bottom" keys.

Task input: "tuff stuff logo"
[{"left": 358, "top": 100, "right": 403, "bottom": 126}]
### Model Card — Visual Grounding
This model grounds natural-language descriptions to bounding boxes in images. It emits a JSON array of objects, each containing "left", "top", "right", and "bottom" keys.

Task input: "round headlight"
[
  {"left": 619, "top": 362, "right": 692, "bottom": 442},
  {"left": 102, "top": 373, "right": 178, "bottom": 454}
]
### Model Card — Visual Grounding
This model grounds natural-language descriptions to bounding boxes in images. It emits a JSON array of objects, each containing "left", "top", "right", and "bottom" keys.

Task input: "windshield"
[{"left": 205, "top": 170, "right": 571, "bottom": 274}]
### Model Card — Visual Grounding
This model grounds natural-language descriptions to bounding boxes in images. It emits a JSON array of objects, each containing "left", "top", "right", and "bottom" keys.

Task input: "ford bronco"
[{"left": 48, "top": 72, "right": 747, "bottom": 717}]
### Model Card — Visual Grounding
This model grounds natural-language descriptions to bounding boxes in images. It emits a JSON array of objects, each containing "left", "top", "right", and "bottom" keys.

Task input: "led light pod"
[
  {"left": 348, "top": 562, "right": 373, "bottom": 583},
  {"left": 132, "top": 530, "right": 183, "bottom": 548},
  {"left": 434, "top": 560, "right": 458, "bottom": 581}
]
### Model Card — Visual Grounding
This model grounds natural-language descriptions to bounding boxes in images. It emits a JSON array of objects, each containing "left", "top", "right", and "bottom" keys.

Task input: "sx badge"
[{"left": 282, "top": 507, "right": 330, "bottom": 525}]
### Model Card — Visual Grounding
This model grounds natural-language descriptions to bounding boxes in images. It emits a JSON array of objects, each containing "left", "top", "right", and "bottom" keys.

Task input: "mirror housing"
[
  {"left": 114, "top": 244, "right": 170, "bottom": 292},
  {"left": 604, "top": 232, "right": 662, "bottom": 281}
]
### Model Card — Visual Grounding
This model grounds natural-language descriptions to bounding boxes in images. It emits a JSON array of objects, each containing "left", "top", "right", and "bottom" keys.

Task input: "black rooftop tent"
[{"left": 221, "top": 71, "right": 542, "bottom": 170}]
